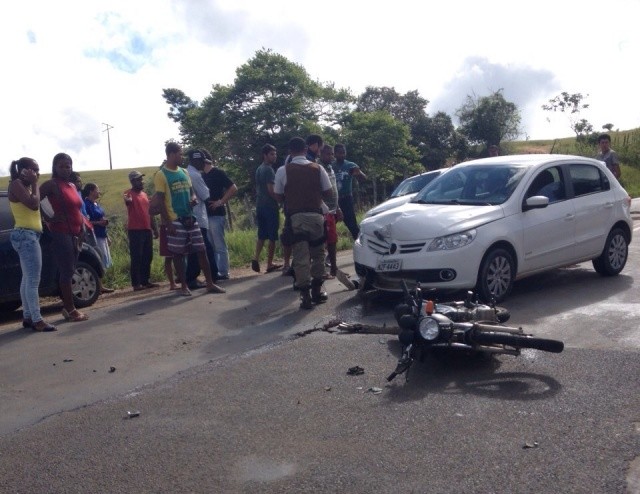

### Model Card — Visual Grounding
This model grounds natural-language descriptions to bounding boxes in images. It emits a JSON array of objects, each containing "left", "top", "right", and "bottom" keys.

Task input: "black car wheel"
[
  {"left": 476, "top": 248, "right": 515, "bottom": 304},
  {"left": 592, "top": 227, "right": 628, "bottom": 276},
  {"left": 72, "top": 261, "right": 100, "bottom": 308}
]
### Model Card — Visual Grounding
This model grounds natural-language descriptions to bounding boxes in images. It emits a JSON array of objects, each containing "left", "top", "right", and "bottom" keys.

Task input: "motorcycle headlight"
[
  {"left": 428, "top": 229, "right": 476, "bottom": 251},
  {"left": 418, "top": 317, "right": 440, "bottom": 341}
]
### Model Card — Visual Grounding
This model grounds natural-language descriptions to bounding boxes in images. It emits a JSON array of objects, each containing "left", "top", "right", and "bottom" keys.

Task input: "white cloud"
[{"left": 2, "top": 0, "right": 639, "bottom": 176}]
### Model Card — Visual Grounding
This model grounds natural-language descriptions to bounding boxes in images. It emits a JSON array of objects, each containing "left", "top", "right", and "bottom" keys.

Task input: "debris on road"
[
  {"left": 347, "top": 366, "right": 365, "bottom": 376},
  {"left": 109, "top": 366, "right": 116, "bottom": 373},
  {"left": 126, "top": 410, "right": 140, "bottom": 419}
]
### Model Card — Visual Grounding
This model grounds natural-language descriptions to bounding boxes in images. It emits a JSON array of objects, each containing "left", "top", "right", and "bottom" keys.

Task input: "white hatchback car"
[
  {"left": 353, "top": 154, "right": 633, "bottom": 302},
  {"left": 364, "top": 169, "right": 443, "bottom": 218}
]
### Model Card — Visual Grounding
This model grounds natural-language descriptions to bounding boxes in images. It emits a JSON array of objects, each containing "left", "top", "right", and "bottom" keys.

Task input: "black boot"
[
  {"left": 311, "top": 278, "right": 328, "bottom": 304},
  {"left": 299, "top": 286, "right": 313, "bottom": 310}
]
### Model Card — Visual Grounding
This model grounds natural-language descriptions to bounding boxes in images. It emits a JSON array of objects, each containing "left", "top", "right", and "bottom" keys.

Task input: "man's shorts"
[
  {"left": 159, "top": 225, "right": 172, "bottom": 258},
  {"left": 256, "top": 206, "right": 280, "bottom": 241},
  {"left": 166, "top": 220, "right": 206, "bottom": 255},
  {"left": 324, "top": 212, "right": 337, "bottom": 244}
]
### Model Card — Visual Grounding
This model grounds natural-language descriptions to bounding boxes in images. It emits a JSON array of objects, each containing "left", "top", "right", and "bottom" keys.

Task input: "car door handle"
[
  {"left": 564, "top": 213, "right": 575, "bottom": 221},
  {"left": 604, "top": 202, "right": 614, "bottom": 209}
]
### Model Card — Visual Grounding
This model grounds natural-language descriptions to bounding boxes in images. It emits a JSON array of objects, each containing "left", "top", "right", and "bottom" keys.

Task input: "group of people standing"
[
  {"left": 141, "top": 142, "right": 234, "bottom": 297},
  {"left": 252, "top": 134, "right": 366, "bottom": 309},
  {"left": 8, "top": 153, "right": 95, "bottom": 331},
  {"left": 6, "top": 136, "right": 365, "bottom": 333}
]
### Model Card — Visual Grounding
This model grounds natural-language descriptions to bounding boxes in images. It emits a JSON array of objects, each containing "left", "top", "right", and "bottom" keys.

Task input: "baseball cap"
[
  {"left": 188, "top": 149, "right": 204, "bottom": 162},
  {"left": 128, "top": 171, "right": 144, "bottom": 181}
]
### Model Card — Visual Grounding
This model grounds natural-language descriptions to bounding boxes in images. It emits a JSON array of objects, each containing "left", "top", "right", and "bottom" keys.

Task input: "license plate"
[{"left": 377, "top": 259, "right": 401, "bottom": 272}]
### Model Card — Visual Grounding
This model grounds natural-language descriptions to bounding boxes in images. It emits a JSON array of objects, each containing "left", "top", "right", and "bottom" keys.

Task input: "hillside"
[
  {"left": 2, "top": 130, "right": 638, "bottom": 216},
  {"left": 0, "top": 166, "right": 161, "bottom": 219}
]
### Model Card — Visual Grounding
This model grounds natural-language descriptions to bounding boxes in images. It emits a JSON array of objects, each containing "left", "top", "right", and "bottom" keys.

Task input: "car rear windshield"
[
  {"left": 390, "top": 172, "right": 440, "bottom": 198},
  {"left": 412, "top": 165, "right": 528, "bottom": 205}
]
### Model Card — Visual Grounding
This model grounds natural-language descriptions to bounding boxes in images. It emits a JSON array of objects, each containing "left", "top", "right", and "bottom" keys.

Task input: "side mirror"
[{"left": 523, "top": 195, "right": 549, "bottom": 211}]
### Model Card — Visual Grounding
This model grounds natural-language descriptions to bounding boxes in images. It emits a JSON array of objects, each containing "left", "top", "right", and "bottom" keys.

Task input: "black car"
[{"left": 0, "top": 191, "right": 104, "bottom": 312}]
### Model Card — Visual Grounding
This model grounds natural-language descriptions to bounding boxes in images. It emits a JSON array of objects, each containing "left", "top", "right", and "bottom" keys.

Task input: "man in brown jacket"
[{"left": 274, "top": 137, "right": 336, "bottom": 309}]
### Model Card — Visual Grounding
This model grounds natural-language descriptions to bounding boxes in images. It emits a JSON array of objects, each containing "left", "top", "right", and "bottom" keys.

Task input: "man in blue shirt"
[{"left": 332, "top": 143, "right": 367, "bottom": 240}]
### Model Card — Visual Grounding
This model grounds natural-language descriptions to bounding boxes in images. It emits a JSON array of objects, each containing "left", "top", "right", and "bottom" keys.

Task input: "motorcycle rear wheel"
[{"left": 473, "top": 330, "right": 564, "bottom": 353}]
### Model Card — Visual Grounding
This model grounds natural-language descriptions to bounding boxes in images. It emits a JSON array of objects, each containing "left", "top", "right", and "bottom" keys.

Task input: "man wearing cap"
[
  {"left": 185, "top": 149, "right": 218, "bottom": 289},
  {"left": 274, "top": 137, "right": 335, "bottom": 309},
  {"left": 124, "top": 171, "right": 159, "bottom": 291}
]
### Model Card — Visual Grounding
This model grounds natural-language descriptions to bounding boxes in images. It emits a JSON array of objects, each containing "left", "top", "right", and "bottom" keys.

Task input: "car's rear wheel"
[
  {"left": 72, "top": 261, "right": 100, "bottom": 308},
  {"left": 592, "top": 227, "right": 628, "bottom": 276},
  {"left": 476, "top": 248, "right": 515, "bottom": 304}
]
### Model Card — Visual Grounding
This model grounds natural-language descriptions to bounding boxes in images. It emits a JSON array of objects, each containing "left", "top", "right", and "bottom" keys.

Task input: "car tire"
[
  {"left": 0, "top": 301, "right": 21, "bottom": 313},
  {"left": 72, "top": 261, "right": 100, "bottom": 308},
  {"left": 592, "top": 227, "right": 628, "bottom": 276},
  {"left": 476, "top": 248, "right": 515, "bottom": 304}
]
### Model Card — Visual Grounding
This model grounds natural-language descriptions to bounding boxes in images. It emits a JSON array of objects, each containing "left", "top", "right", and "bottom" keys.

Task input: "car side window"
[
  {"left": 569, "top": 164, "right": 610, "bottom": 197},
  {"left": 0, "top": 193, "right": 14, "bottom": 232},
  {"left": 526, "top": 166, "right": 565, "bottom": 203}
]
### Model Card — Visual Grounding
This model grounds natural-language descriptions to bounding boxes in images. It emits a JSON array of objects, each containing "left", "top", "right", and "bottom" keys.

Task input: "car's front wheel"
[
  {"left": 72, "top": 261, "right": 100, "bottom": 308},
  {"left": 476, "top": 248, "right": 515, "bottom": 304},
  {"left": 592, "top": 227, "right": 628, "bottom": 276}
]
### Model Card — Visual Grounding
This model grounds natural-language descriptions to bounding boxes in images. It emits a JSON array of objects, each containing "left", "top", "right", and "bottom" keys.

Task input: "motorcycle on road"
[{"left": 387, "top": 281, "right": 564, "bottom": 382}]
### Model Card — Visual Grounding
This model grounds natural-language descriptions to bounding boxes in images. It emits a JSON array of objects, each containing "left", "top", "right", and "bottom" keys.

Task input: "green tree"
[
  {"left": 541, "top": 92, "right": 592, "bottom": 139},
  {"left": 356, "top": 86, "right": 463, "bottom": 169},
  {"left": 456, "top": 89, "right": 521, "bottom": 149},
  {"left": 341, "top": 111, "right": 420, "bottom": 204},
  {"left": 356, "top": 87, "right": 428, "bottom": 128},
  {"left": 411, "top": 111, "right": 468, "bottom": 169},
  {"left": 163, "top": 49, "right": 352, "bottom": 192}
]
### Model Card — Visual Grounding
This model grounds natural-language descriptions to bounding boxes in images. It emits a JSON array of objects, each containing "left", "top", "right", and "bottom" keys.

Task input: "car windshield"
[
  {"left": 412, "top": 164, "right": 527, "bottom": 205},
  {"left": 390, "top": 172, "right": 439, "bottom": 198}
]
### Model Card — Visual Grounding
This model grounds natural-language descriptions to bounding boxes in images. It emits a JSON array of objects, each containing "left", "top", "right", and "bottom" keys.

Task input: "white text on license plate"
[{"left": 377, "top": 259, "right": 401, "bottom": 272}]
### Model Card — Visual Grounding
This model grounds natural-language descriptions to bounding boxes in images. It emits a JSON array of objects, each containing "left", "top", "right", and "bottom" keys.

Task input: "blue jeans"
[
  {"left": 207, "top": 215, "right": 229, "bottom": 277},
  {"left": 10, "top": 228, "right": 43, "bottom": 323}
]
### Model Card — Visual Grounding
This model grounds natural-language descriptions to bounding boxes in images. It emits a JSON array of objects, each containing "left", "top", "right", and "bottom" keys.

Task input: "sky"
[{"left": 3, "top": 0, "right": 639, "bottom": 177}]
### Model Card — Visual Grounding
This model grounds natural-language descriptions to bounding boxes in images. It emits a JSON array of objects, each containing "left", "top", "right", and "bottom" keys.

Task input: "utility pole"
[{"left": 102, "top": 123, "right": 114, "bottom": 170}]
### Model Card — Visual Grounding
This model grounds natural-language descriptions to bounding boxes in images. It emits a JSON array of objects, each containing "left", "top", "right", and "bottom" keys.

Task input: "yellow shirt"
[{"left": 10, "top": 200, "right": 43, "bottom": 232}]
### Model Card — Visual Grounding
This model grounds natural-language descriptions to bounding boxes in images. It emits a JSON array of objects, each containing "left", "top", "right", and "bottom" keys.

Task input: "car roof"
[
  {"left": 456, "top": 154, "right": 604, "bottom": 169},
  {"left": 404, "top": 169, "right": 442, "bottom": 179}
]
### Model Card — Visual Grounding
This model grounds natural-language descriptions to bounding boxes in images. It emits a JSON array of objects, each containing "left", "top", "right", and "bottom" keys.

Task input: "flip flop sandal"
[
  {"left": 62, "top": 309, "right": 89, "bottom": 322},
  {"left": 178, "top": 288, "right": 192, "bottom": 297},
  {"left": 251, "top": 259, "right": 260, "bottom": 272},
  {"left": 266, "top": 264, "right": 283, "bottom": 273}
]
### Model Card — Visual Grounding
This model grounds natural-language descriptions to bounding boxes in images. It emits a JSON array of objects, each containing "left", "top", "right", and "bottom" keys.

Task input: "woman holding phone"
[{"left": 8, "top": 157, "right": 57, "bottom": 331}]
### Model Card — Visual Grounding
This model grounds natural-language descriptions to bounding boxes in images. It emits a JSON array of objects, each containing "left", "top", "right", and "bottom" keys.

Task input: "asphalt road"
[{"left": 1, "top": 219, "right": 640, "bottom": 492}]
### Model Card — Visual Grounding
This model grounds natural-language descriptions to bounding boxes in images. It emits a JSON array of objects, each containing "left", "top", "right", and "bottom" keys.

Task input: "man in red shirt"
[{"left": 124, "top": 171, "right": 159, "bottom": 291}]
